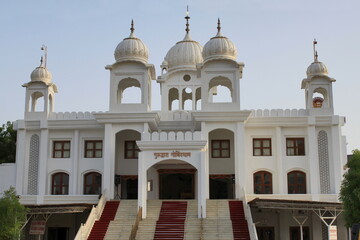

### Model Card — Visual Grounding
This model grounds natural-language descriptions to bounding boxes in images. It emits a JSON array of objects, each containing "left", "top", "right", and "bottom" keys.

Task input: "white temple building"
[{"left": 0, "top": 13, "right": 348, "bottom": 240}]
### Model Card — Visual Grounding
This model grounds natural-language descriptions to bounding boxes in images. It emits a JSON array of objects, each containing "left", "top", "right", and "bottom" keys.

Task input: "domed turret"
[
  {"left": 203, "top": 19, "right": 237, "bottom": 63},
  {"left": 114, "top": 20, "right": 149, "bottom": 64},
  {"left": 163, "top": 11, "right": 203, "bottom": 71},
  {"left": 30, "top": 57, "right": 52, "bottom": 83},
  {"left": 306, "top": 57, "right": 328, "bottom": 77}
]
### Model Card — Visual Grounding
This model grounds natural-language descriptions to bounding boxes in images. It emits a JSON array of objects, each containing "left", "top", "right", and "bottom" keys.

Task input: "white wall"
[{"left": 0, "top": 163, "right": 16, "bottom": 194}]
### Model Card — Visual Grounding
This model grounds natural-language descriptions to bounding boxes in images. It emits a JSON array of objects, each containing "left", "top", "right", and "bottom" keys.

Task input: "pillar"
[
  {"left": 307, "top": 124, "right": 320, "bottom": 199},
  {"left": 38, "top": 121, "right": 48, "bottom": 202},
  {"left": 15, "top": 122, "right": 26, "bottom": 195},
  {"left": 71, "top": 130, "right": 79, "bottom": 194},
  {"left": 235, "top": 122, "right": 245, "bottom": 198},
  {"left": 103, "top": 124, "right": 115, "bottom": 199},
  {"left": 138, "top": 152, "right": 147, "bottom": 219},
  {"left": 275, "top": 127, "right": 284, "bottom": 193}
]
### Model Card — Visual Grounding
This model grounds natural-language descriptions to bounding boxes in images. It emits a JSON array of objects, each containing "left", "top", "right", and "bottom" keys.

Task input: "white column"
[
  {"left": 199, "top": 151, "right": 208, "bottom": 218},
  {"left": 138, "top": 152, "right": 147, "bottom": 219},
  {"left": 275, "top": 127, "right": 284, "bottom": 193},
  {"left": 38, "top": 121, "right": 49, "bottom": 201},
  {"left": 179, "top": 87, "right": 183, "bottom": 110},
  {"left": 330, "top": 124, "right": 343, "bottom": 194},
  {"left": 307, "top": 125, "right": 320, "bottom": 199},
  {"left": 15, "top": 124, "right": 26, "bottom": 195},
  {"left": 235, "top": 122, "right": 245, "bottom": 198},
  {"left": 192, "top": 87, "right": 196, "bottom": 110},
  {"left": 103, "top": 124, "right": 115, "bottom": 199},
  {"left": 71, "top": 130, "right": 79, "bottom": 195}
]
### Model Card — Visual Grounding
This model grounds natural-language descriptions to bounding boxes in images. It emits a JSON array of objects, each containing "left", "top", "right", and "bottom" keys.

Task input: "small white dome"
[
  {"left": 30, "top": 63, "right": 52, "bottom": 83},
  {"left": 203, "top": 21, "right": 237, "bottom": 62},
  {"left": 164, "top": 33, "right": 203, "bottom": 70},
  {"left": 114, "top": 22, "right": 149, "bottom": 64},
  {"left": 306, "top": 60, "right": 328, "bottom": 77}
]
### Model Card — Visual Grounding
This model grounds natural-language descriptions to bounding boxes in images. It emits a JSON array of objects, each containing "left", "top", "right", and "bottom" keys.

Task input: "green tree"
[
  {"left": 0, "top": 187, "right": 27, "bottom": 240},
  {"left": 340, "top": 149, "right": 360, "bottom": 227},
  {"left": 0, "top": 121, "right": 17, "bottom": 164}
]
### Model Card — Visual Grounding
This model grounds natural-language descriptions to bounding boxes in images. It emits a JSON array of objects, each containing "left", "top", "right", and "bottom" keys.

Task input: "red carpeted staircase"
[
  {"left": 229, "top": 201, "right": 250, "bottom": 240},
  {"left": 87, "top": 201, "right": 120, "bottom": 240},
  {"left": 153, "top": 201, "right": 188, "bottom": 240}
]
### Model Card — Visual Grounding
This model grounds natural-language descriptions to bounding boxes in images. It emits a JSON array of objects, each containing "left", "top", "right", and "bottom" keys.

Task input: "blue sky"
[{"left": 1, "top": 0, "right": 359, "bottom": 153}]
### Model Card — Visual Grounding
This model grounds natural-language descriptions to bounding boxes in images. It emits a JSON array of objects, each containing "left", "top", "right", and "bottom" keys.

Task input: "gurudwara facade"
[{"left": 0, "top": 14, "right": 348, "bottom": 240}]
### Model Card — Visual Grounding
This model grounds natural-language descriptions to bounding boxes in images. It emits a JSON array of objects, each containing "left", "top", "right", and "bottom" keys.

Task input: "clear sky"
[{"left": 1, "top": 0, "right": 359, "bottom": 153}]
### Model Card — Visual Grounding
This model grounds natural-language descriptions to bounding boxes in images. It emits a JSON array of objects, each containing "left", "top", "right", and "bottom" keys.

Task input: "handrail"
[
  {"left": 242, "top": 188, "right": 258, "bottom": 240},
  {"left": 129, "top": 207, "right": 142, "bottom": 240},
  {"left": 74, "top": 190, "right": 108, "bottom": 240}
]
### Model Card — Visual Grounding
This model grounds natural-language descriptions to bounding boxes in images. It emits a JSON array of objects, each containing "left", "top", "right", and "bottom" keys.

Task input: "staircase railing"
[
  {"left": 74, "top": 190, "right": 108, "bottom": 240},
  {"left": 242, "top": 188, "right": 258, "bottom": 240},
  {"left": 129, "top": 207, "right": 142, "bottom": 240}
]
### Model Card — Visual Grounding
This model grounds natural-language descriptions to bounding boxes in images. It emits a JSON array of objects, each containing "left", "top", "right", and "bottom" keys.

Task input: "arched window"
[
  {"left": 117, "top": 78, "right": 141, "bottom": 104},
  {"left": 208, "top": 77, "right": 233, "bottom": 103},
  {"left": 52, "top": 172, "right": 69, "bottom": 195},
  {"left": 287, "top": 171, "right": 306, "bottom": 194},
  {"left": 253, "top": 171, "right": 272, "bottom": 194},
  {"left": 84, "top": 172, "right": 102, "bottom": 195}
]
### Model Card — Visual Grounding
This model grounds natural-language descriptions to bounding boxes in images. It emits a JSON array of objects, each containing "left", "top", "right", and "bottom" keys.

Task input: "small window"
[
  {"left": 84, "top": 140, "right": 103, "bottom": 158},
  {"left": 211, "top": 140, "right": 230, "bottom": 158},
  {"left": 125, "top": 141, "right": 140, "bottom": 159},
  {"left": 288, "top": 171, "right": 306, "bottom": 194},
  {"left": 286, "top": 138, "right": 305, "bottom": 156},
  {"left": 53, "top": 141, "right": 70, "bottom": 158},
  {"left": 254, "top": 171, "right": 273, "bottom": 194},
  {"left": 84, "top": 172, "right": 102, "bottom": 195},
  {"left": 253, "top": 138, "right": 272, "bottom": 156},
  {"left": 183, "top": 74, "right": 191, "bottom": 81},
  {"left": 52, "top": 172, "right": 69, "bottom": 195}
]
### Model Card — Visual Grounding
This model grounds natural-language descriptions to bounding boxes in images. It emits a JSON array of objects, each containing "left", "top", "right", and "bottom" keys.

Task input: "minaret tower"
[
  {"left": 22, "top": 46, "right": 58, "bottom": 120},
  {"left": 301, "top": 40, "right": 336, "bottom": 115}
]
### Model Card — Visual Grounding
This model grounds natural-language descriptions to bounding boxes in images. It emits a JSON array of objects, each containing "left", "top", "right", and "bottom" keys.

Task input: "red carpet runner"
[
  {"left": 153, "top": 201, "right": 188, "bottom": 240},
  {"left": 87, "top": 201, "right": 120, "bottom": 240},
  {"left": 229, "top": 201, "right": 250, "bottom": 240}
]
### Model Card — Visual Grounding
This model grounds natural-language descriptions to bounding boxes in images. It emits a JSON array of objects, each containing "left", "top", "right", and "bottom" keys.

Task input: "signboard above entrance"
[{"left": 154, "top": 151, "right": 191, "bottom": 159}]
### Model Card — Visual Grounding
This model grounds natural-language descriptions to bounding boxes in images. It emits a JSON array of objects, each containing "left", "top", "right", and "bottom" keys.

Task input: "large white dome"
[
  {"left": 164, "top": 33, "right": 203, "bottom": 70},
  {"left": 114, "top": 22, "right": 149, "bottom": 64},
  {"left": 30, "top": 60, "right": 52, "bottom": 83},
  {"left": 203, "top": 20, "right": 237, "bottom": 62}
]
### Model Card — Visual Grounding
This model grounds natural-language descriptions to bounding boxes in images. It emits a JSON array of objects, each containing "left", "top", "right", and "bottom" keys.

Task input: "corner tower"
[
  {"left": 200, "top": 19, "right": 244, "bottom": 111},
  {"left": 301, "top": 41, "right": 336, "bottom": 115},
  {"left": 22, "top": 49, "right": 58, "bottom": 120},
  {"left": 107, "top": 21, "right": 155, "bottom": 112}
]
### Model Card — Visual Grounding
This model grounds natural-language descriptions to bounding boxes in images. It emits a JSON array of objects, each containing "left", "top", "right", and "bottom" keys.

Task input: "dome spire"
[
  {"left": 41, "top": 45, "right": 48, "bottom": 68},
  {"left": 185, "top": 5, "right": 190, "bottom": 33},
  {"left": 313, "top": 38, "right": 318, "bottom": 62},
  {"left": 216, "top": 18, "right": 223, "bottom": 37},
  {"left": 129, "top": 19, "right": 135, "bottom": 38}
]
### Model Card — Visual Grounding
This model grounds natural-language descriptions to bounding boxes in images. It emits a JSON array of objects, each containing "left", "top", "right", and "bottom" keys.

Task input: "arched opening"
[
  {"left": 162, "top": 67, "right": 168, "bottom": 75},
  {"left": 253, "top": 171, "right": 272, "bottom": 194},
  {"left": 147, "top": 159, "right": 197, "bottom": 200},
  {"left": 31, "top": 92, "right": 45, "bottom": 112},
  {"left": 312, "top": 87, "right": 328, "bottom": 108},
  {"left": 208, "top": 128, "right": 235, "bottom": 199},
  {"left": 168, "top": 88, "right": 179, "bottom": 111},
  {"left": 84, "top": 172, "right": 102, "bottom": 195},
  {"left": 182, "top": 87, "right": 193, "bottom": 110},
  {"left": 208, "top": 77, "right": 233, "bottom": 103},
  {"left": 117, "top": 78, "right": 142, "bottom": 104},
  {"left": 287, "top": 171, "right": 306, "bottom": 194},
  {"left": 195, "top": 87, "right": 201, "bottom": 110},
  {"left": 51, "top": 172, "right": 69, "bottom": 195},
  {"left": 115, "top": 129, "right": 141, "bottom": 199}
]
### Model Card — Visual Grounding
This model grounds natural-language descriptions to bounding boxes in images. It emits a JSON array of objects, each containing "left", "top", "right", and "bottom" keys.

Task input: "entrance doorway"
[
  {"left": 158, "top": 169, "right": 196, "bottom": 199},
  {"left": 209, "top": 175, "right": 235, "bottom": 199},
  {"left": 48, "top": 227, "right": 69, "bottom": 240},
  {"left": 120, "top": 175, "right": 138, "bottom": 199}
]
